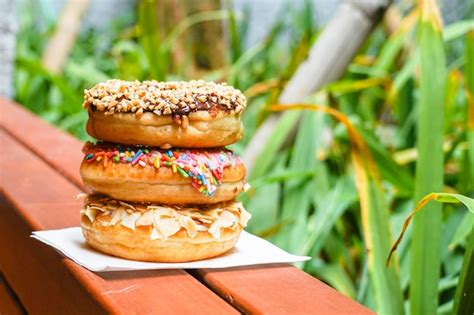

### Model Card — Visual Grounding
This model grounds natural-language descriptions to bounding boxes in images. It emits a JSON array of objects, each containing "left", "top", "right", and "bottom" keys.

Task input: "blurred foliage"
[{"left": 13, "top": 0, "right": 474, "bottom": 313}]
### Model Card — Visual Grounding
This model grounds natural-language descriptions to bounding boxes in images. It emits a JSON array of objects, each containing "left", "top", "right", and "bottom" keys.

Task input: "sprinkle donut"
[{"left": 80, "top": 142, "right": 247, "bottom": 204}]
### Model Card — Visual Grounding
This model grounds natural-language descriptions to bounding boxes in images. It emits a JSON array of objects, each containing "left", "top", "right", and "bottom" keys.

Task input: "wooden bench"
[{"left": 0, "top": 98, "right": 374, "bottom": 314}]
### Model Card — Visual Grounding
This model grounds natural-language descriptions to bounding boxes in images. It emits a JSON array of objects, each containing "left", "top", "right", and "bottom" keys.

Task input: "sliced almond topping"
[
  {"left": 121, "top": 212, "right": 141, "bottom": 230},
  {"left": 179, "top": 215, "right": 198, "bottom": 238},
  {"left": 154, "top": 217, "right": 181, "bottom": 239}
]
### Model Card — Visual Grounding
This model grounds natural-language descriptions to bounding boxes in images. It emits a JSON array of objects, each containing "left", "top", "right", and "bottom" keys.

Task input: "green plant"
[
  {"left": 12, "top": 0, "right": 474, "bottom": 313},
  {"left": 241, "top": 1, "right": 473, "bottom": 313},
  {"left": 410, "top": 1, "right": 446, "bottom": 314},
  {"left": 388, "top": 193, "right": 474, "bottom": 315}
]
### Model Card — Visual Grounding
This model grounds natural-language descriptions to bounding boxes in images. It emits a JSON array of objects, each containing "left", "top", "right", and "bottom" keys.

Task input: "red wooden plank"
[
  {"left": 0, "top": 130, "right": 238, "bottom": 314},
  {"left": 0, "top": 97, "right": 84, "bottom": 188},
  {"left": 1, "top": 98, "right": 374, "bottom": 314},
  {"left": 0, "top": 274, "right": 25, "bottom": 315},
  {"left": 195, "top": 265, "right": 375, "bottom": 315}
]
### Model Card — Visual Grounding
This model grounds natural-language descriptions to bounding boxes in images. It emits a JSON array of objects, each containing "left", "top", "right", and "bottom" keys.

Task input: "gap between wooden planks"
[{"left": 0, "top": 130, "right": 237, "bottom": 314}]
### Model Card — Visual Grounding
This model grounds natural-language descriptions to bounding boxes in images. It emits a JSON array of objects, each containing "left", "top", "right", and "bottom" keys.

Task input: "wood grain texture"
[
  {"left": 1, "top": 98, "right": 372, "bottom": 314},
  {"left": 0, "top": 98, "right": 84, "bottom": 189},
  {"left": 195, "top": 264, "right": 375, "bottom": 315},
  {"left": 0, "top": 130, "right": 238, "bottom": 314}
]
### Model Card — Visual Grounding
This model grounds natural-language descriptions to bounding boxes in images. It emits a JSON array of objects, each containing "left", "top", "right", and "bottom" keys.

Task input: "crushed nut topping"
[{"left": 83, "top": 80, "right": 247, "bottom": 118}]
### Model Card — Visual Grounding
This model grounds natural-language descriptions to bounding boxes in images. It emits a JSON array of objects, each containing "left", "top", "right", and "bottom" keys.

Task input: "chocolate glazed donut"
[{"left": 83, "top": 80, "right": 246, "bottom": 148}]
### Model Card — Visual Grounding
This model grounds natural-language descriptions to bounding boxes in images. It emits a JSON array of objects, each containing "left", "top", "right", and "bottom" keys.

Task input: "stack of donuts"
[{"left": 79, "top": 80, "right": 251, "bottom": 262}]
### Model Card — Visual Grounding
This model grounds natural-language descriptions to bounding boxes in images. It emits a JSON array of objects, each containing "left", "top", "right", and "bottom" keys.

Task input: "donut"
[
  {"left": 83, "top": 80, "right": 246, "bottom": 148},
  {"left": 80, "top": 142, "right": 247, "bottom": 204},
  {"left": 80, "top": 194, "right": 251, "bottom": 262}
]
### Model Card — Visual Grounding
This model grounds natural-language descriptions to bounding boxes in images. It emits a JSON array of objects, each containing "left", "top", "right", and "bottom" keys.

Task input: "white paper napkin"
[{"left": 31, "top": 227, "right": 310, "bottom": 272}]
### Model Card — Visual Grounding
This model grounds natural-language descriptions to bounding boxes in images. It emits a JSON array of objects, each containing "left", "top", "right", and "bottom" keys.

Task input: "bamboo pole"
[
  {"left": 155, "top": 0, "right": 225, "bottom": 77},
  {"left": 243, "top": 0, "right": 393, "bottom": 172},
  {"left": 41, "top": 0, "right": 90, "bottom": 74}
]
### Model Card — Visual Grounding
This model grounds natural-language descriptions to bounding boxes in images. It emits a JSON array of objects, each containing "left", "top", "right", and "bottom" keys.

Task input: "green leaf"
[
  {"left": 312, "top": 264, "right": 357, "bottom": 299},
  {"left": 138, "top": 0, "right": 166, "bottom": 80},
  {"left": 443, "top": 20, "right": 474, "bottom": 42},
  {"left": 324, "top": 78, "right": 387, "bottom": 95},
  {"left": 244, "top": 152, "right": 287, "bottom": 235},
  {"left": 388, "top": 52, "right": 418, "bottom": 104},
  {"left": 270, "top": 104, "right": 405, "bottom": 314},
  {"left": 389, "top": 193, "right": 474, "bottom": 264},
  {"left": 452, "top": 225, "right": 474, "bottom": 315},
  {"left": 370, "top": 8, "right": 417, "bottom": 76},
  {"left": 249, "top": 110, "right": 300, "bottom": 179},
  {"left": 357, "top": 127, "right": 414, "bottom": 196},
  {"left": 303, "top": 176, "right": 357, "bottom": 257},
  {"left": 359, "top": 175, "right": 405, "bottom": 315},
  {"left": 410, "top": 1, "right": 446, "bottom": 313},
  {"left": 249, "top": 169, "right": 315, "bottom": 190},
  {"left": 228, "top": 42, "right": 266, "bottom": 86},
  {"left": 15, "top": 57, "right": 82, "bottom": 113},
  {"left": 438, "top": 301, "right": 454, "bottom": 315},
  {"left": 452, "top": 29, "right": 474, "bottom": 315},
  {"left": 466, "top": 31, "right": 474, "bottom": 190},
  {"left": 430, "top": 193, "right": 474, "bottom": 210},
  {"left": 273, "top": 111, "right": 321, "bottom": 252},
  {"left": 450, "top": 213, "right": 474, "bottom": 249}
]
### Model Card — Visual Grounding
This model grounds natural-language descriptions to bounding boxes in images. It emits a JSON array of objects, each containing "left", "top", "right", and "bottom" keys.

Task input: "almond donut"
[
  {"left": 80, "top": 194, "right": 251, "bottom": 262},
  {"left": 80, "top": 142, "right": 247, "bottom": 204},
  {"left": 83, "top": 80, "right": 246, "bottom": 148}
]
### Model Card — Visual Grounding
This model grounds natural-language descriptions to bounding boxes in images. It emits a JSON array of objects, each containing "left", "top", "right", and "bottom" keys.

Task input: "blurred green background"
[{"left": 8, "top": 0, "right": 474, "bottom": 314}]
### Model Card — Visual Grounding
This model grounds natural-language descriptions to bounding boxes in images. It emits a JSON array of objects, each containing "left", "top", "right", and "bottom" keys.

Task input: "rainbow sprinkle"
[{"left": 82, "top": 142, "right": 242, "bottom": 196}]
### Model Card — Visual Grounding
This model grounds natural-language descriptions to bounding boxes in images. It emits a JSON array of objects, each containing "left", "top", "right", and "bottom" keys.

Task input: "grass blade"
[
  {"left": 466, "top": 31, "right": 474, "bottom": 189},
  {"left": 452, "top": 225, "right": 474, "bottom": 315},
  {"left": 324, "top": 77, "right": 388, "bottom": 95},
  {"left": 273, "top": 111, "right": 323, "bottom": 252},
  {"left": 243, "top": 152, "right": 288, "bottom": 235},
  {"left": 351, "top": 151, "right": 404, "bottom": 315},
  {"left": 248, "top": 111, "right": 300, "bottom": 179},
  {"left": 443, "top": 20, "right": 474, "bottom": 42},
  {"left": 387, "top": 52, "right": 418, "bottom": 104},
  {"left": 303, "top": 176, "right": 357, "bottom": 256},
  {"left": 371, "top": 7, "right": 418, "bottom": 76},
  {"left": 269, "top": 104, "right": 404, "bottom": 315},
  {"left": 137, "top": 0, "right": 165, "bottom": 80},
  {"left": 386, "top": 193, "right": 474, "bottom": 315},
  {"left": 452, "top": 29, "right": 474, "bottom": 315},
  {"left": 249, "top": 169, "right": 315, "bottom": 190},
  {"left": 357, "top": 127, "right": 414, "bottom": 197},
  {"left": 388, "top": 193, "right": 474, "bottom": 264},
  {"left": 15, "top": 56, "right": 82, "bottom": 112},
  {"left": 450, "top": 213, "right": 474, "bottom": 249},
  {"left": 227, "top": 3, "right": 242, "bottom": 63},
  {"left": 312, "top": 264, "right": 357, "bottom": 298},
  {"left": 228, "top": 42, "right": 266, "bottom": 87},
  {"left": 410, "top": 1, "right": 446, "bottom": 313}
]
